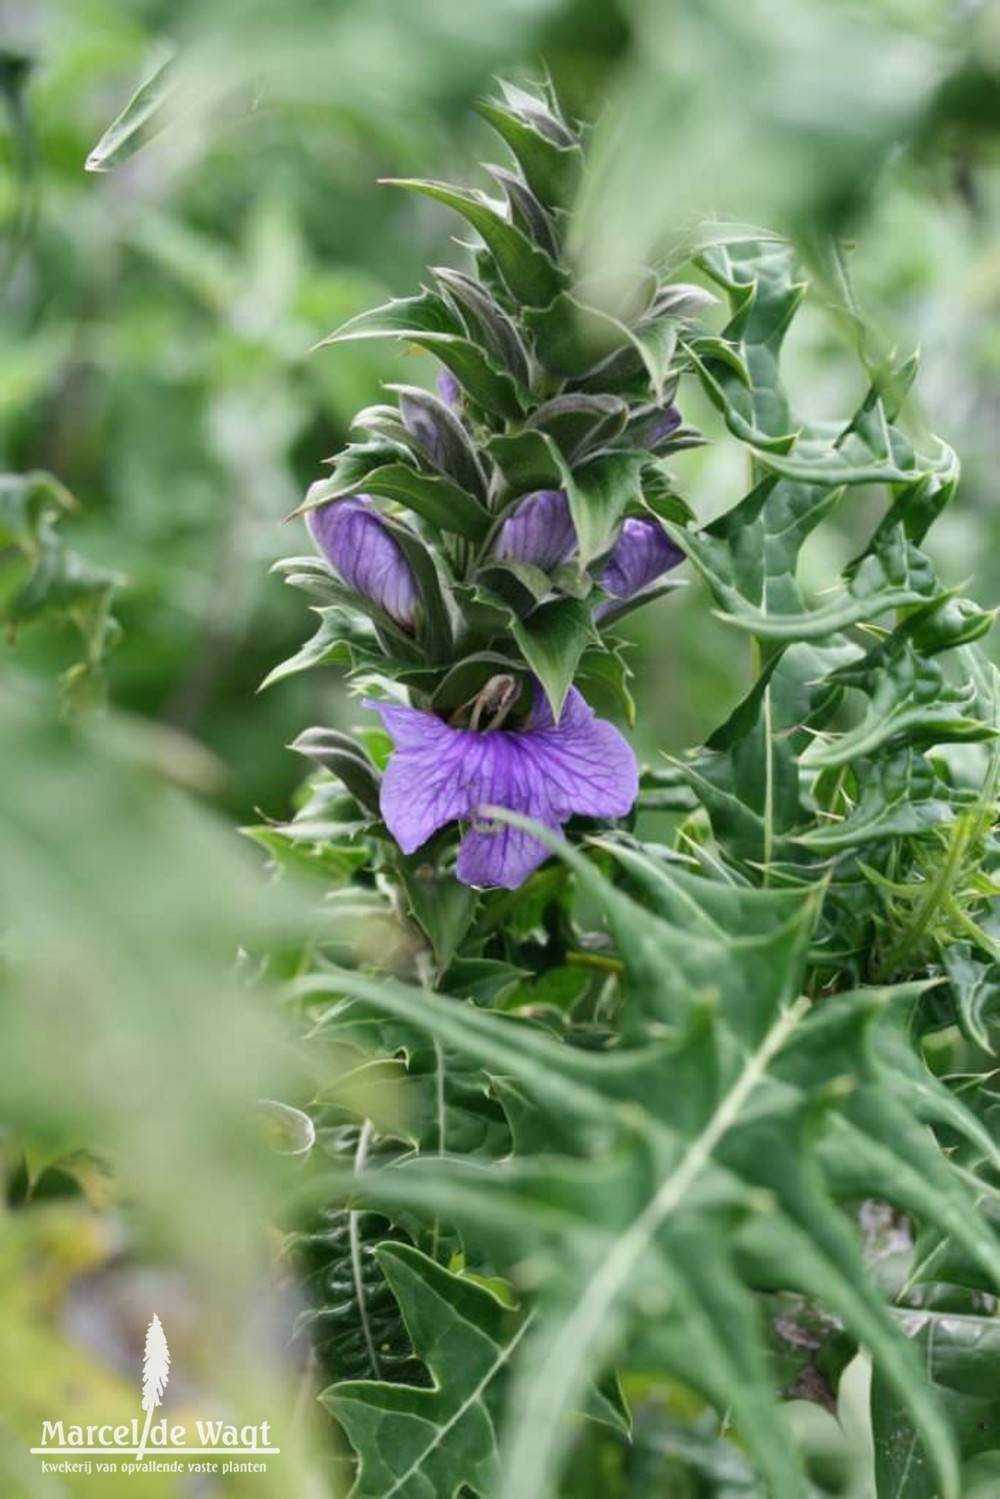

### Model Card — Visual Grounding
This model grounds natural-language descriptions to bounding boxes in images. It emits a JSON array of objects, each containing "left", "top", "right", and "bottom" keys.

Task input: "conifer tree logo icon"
[{"left": 136, "top": 1315, "right": 170, "bottom": 1462}]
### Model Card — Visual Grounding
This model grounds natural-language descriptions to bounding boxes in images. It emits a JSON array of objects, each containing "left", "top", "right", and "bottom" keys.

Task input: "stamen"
[{"left": 469, "top": 674, "right": 520, "bottom": 733}]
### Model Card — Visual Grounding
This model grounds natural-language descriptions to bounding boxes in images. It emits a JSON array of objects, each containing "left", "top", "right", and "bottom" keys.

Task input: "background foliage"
[{"left": 2, "top": 1, "right": 1000, "bottom": 1496}]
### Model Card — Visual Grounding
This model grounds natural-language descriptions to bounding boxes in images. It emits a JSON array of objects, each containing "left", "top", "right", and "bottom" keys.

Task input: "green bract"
[
  {"left": 262, "top": 80, "right": 1000, "bottom": 1499},
  {"left": 274, "top": 82, "right": 704, "bottom": 728}
]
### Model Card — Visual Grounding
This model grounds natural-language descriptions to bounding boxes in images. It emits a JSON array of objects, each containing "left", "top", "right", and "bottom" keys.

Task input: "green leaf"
[
  {"left": 677, "top": 238, "right": 804, "bottom": 453},
  {"left": 697, "top": 238, "right": 805, "bottom": 435},
  {"left": 755, "top": 432, "right": 956, "bottom": 489},
  {"left": 259, "top": 607, "right": 363, "bottom": 688},
  {"left": 525, "top": 394, "right": 628, "bottom": 465},
  {"left": 804, "top": 646, "right": 994, "bottom": 770},
  {"left": 795, "top": 751, "right": 956, "bottom": 854},
  {"left": 678, "top": 639, "right": 852, "bottom": 866},
  {"left": 243, "top": 824, "right": 369, "bottom": 885},
  {"left": 290, "top": 727, "right": 383, "bottom": 816},
  {"left": 563, "top": 452, "right": 645, "bottom": 566},
  {"left": 324, "top": 1243, "right": 528, "bottom": 1499},
  {"left": 873, "top": 1309, "right": 1000, "bottom": 1499},
  {"left": 387, "top": 383, "right": 487, "bottom": 500},
  {"left": 313, "top": 983, "right": 816, "bottom": 1499},
  {"left": 488, "top": 430, "right": 563, "bottom": 498},
  {"left": 667, "top": 473, "right": 841, "bottom": 626},
  {"left": 298, "top": 828, "right": 977, "bottom": 1499},
  {"left": 868, "top": 468, "right": 960, "bottom": 552},
  {"left": 575, "top": 644, "right": 637, "bottom": 726},
  {"left": 487, "top": 165, "right": 559, "bottom": 258},
  {"left": 589, "top": 837, "right": 820, "bottom": 1043},
  {"left": 305, "top": 457, "right": 489, "bottom": 542},
  {"left": 294, "top": 1207, "right": 424, "bottom": 1388},
  {"left": 378, "top": 510, "right": 455, "bottom": 661},
  {"left": 683, "top": 335, "right": 798, "bottom": 453},
  {"left": 510, "top": 598, "right": 597, "bottom": 721},
  {"left": 476, "top": 99, "right": 584, "bottom": 207},
  {"left": 687, "top": 522, "right": 945, "bottom": 642},
  {"left": 941, "top": 946, "right": 1000, "bottom": 1055},
  {"left": 442, "top": 958, "right": 528, "bottom": 1008},
  {"left": 628, "top": 316, "right": 679, "bottom": 402},
  {"left": 383, "top": 179, "right": 567, "bottom": 308},
  {"left": 1, "top": 471, "right": 122, "bottom": 708},
  {"left": 785, "top": 1002, "right": 1000, "bottom": 1293},
  {"left": 0, "top": 469, "right": 74, "bottom": 545},
  {"left": 319, "top": 293, "right": 527, "bottom": 419},
  {"left": 398, "top": 861, "right": 478, "bottom": 971},
  {"left": 524, "top": 290, "right": 689, "bottom": 398},
  {"left": 84, "top": 48, "right": 178, "bottom": 173},
  {"left": 432, "top": 267, "right": 532, "bottom": 384},
  {"left": 473, "top": 559, "right": 558, "bottom": 614},
  {"left": 524, "top": 291, "right": 632, "bottom": 378}
]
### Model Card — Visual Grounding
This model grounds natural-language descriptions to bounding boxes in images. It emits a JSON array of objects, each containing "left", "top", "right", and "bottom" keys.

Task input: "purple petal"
[
  {"left": 457, "top": 812, "right": 561, "bottom": 889},
  {"left": 399, "top": 392, "right": 448, "bottom": 472},
  {"left": 308, "top": 497, "right": 419, "bottom": 631},
  {"left": 518, "top": 687, "right": 639, "bottom": 822},
  {"left": 599, "top": 517, "right": 683, "bottom": 603},
  {"left": 437, "top": 369, "right": 461, "bottom": 410},
  {"left": 492, "top": 490, "right": 577, "bottom": 571},
  {"left": 366, "top": 701, "right": 472, "bottom": 853},
  {"left": 454, "top": 731, "right": 561, "bottom": 888},
  {"left": 366, "top": 687, "right": 638, "bottom": 889}
]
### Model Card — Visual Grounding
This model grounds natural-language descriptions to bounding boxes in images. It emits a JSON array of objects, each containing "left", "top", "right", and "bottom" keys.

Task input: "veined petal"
[
  {"left": 519, "top": 687, "right": 638, "bottom": 821},
  {"left": 492, "top": 490, "right": 576, "bottom": 571},
  {"left": 366, "top": 701, "right": 474, "bottom": 853},
  {"left": 457, "top": 814, "right": 559, "bottom": 889},
  {"left": 599, "top": 517, "right": 683, "bottom": 603},
  {"left": 454, "top": 732, "right": 559, "bottom": 889},
  {"left": 308, "top": 497, "right": 419, "bottom": 631},
  {"left": 366, "top": 686, "right": 638, "bottom": 887}
]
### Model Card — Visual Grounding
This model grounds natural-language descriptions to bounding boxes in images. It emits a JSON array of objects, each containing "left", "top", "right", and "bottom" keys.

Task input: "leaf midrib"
[
  {"left": 499, "top": 993, "right": 811, "bottom": 1499},
  {"left": 367, "top": 1312, "right": 533, "bottom": 1499}
]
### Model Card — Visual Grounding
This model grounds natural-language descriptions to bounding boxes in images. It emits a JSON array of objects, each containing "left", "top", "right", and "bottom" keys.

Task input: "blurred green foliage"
[
  {"left": 3, "top": 0, "right": 998, "bottom": 804},
  {"left": 0, "top": 0, "right": 629, "bottom": 817}
]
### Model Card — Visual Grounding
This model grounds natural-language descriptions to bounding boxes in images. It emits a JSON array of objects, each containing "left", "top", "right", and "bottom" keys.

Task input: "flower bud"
[
  {"left": 635, "top": 402, "right": 682, "bottom": 451},
  {"left": 437, "top": 369, "right": 461, "bottom": 410},
  {"left": 399, "top": 390, "right": 449, "bottom": 472},
  {"left": 492, "top": 490, "right": 576, "bottom": 571},
  {"left": 597, "top": 518, "right": 683, "bottom": 613},
  {"left": 307, "top": 496, "right": 419, "bottom": 632}
]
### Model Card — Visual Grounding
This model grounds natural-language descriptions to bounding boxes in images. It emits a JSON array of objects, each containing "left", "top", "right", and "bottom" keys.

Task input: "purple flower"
[
  {"left": 597, "top": 518, "right": 683, "bottom": 617},
  {"left": 400, "top": 392, "right": 448, "bottom": 472},
  {"left": 437, "top": 369, "right": 461, "bottom": 410},
  {"left": 492, "top": 490, "right": 577, "bottom": 571},
  {"left": 307, "top": 496, "right": 419, "bottom": 632},
  {"left": 365, "top": 684, "right": 638, "bottom": 889}
]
